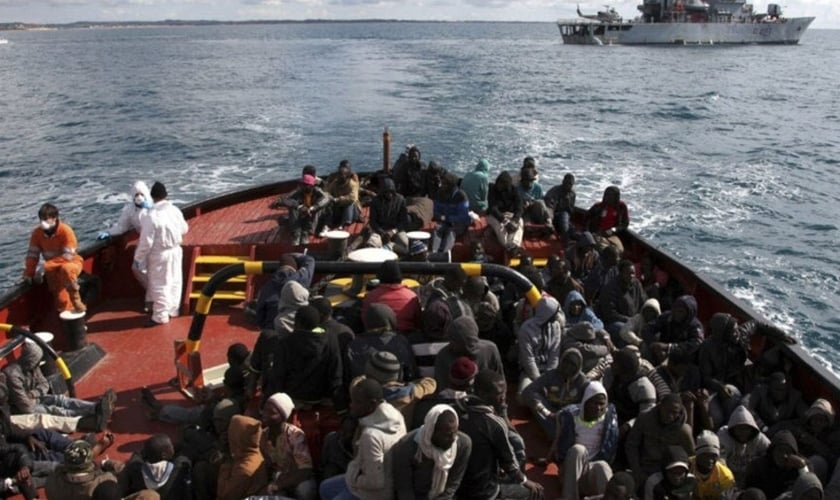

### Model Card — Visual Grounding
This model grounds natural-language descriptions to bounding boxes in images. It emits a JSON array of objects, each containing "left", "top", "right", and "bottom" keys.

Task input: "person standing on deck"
[
  {"left": 96, "top": 180, "right": 153, "bottom": 310},
  {"left": 460, "top": 158, "right": 490, "bottom": 214},
  {"left": 134, "top": 182, "right": 189, "bottom": 327},
  {"left": 22, "top": 203, "right": 86, "bottom": 313}
]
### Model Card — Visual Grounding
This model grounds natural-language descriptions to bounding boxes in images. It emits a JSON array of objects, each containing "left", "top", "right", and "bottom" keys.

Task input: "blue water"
[{"left": 1, "top": 23, "right": 838, "bottom": 371}]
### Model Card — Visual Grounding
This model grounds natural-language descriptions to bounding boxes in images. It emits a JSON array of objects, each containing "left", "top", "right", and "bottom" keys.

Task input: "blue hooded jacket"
[
  {"left": 563, "top": 290, "right": 604, "bottom": 330},
  {"left": 460, "top": 159, "right": 490, "bottom": 212}
]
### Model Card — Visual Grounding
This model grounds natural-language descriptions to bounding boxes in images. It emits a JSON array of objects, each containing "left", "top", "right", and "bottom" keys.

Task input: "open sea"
[{"left": 0, "top": 23, "right": 838, "bottom": 372}]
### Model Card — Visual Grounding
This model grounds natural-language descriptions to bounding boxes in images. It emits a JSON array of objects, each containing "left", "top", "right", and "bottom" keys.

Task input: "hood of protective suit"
[
  {"left": 805, "top": 398, "right": 835, "bottom": 427},
  {"left": 364, "top": 303, "right": 397, "bottom": 332},
  {"left": 20, "top": 342, "right": 43, "bottom": 372},
  {"left": 359, "top": 400, "right": 406, "bottom": 435},
  {"left": 563, "top": 290, "right": 587, "bottom": 312},
  {"left": 227, "top": 415, "right": 262, "bottom": 460},
  {"left": 279, "top": 281, "right": 309, "bottom": 309},
  {"left": 131, "top": 180, "right": 151, "bottom": 200},
  {"left": 474, "top": 159, "right": 490, "bottom": 174},
  {"left": 534, "top": 296, "right": 562, "bottom": 325},
  {"left": 671, "top": 295, "right": 698, "bottom": 324}
]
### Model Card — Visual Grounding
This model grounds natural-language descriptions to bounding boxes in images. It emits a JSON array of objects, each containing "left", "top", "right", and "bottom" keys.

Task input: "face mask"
[
  {"left": 40, "top": 220, "right": 55, "bottom": 231},
  {"left": 134, "top": 194, "right": 146, "bottom": 207}
]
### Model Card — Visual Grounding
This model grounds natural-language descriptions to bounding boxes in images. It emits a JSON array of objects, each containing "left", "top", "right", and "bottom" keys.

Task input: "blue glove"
[
  {"left": 141, "top": 200, "right": 152, "bottom": 209},
  {"left": 96, "top": 231, "right": 111, "bottom": 240},
  {"left": 133, "top": 260, "right": 146, "bottom": 272}
]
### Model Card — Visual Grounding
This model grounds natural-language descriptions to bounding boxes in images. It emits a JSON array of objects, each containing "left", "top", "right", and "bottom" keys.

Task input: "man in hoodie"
[
  {"left": 4, "top": 341, "right": 115, "bottom": 420},
  {"left": 273, "top": 280, "right": 311, "bottom": 335},
  {"left": 324, "top": 160, "right": 362, "bottom": 230},
  {"left": 776, "top": 398, "right": 839, "bottom": 481},
  {"left": 253, "top": 252, "right": 315, "bottom": 330},
  {"left": 642, "top": 295, "right": 704, "bottom": 366},
  {"left": 393, "top": 404, "right": 472, "bottom": 500},
  {"left": 604, "top": 347, "right": 656, "bottom": 427},
  {"left": 270, "top": 305, "right": 343, "bottom": 406},
  {"left": 461, "top": 159, "right": 490, "bottom": 213},
  {"left": 517, "top": 159, "right": 551, "bottom": 225},
  {"left": 96, "top": 180, "right": 153, "bottom": 310},
  {"left": 562, "top": 322, "right": 614, "bottom": 380},
  {"left": 216, "top": 415, "right": 269, "bottom": 500},
  {"left": 434, "top": 317, "right": 503, "bottom": 391},
  {"left": 564, "top": 290, "right": 604, "bottom": 330},
  {"left": 260, "top": 392, "right": 317, "bottom": 500},
  {"left": 545, "top": 255, "right": 584, "bottom": 306},
  {"left": 625, "top": 393, "right": 695, "bottom": 489},
  {"left": 362, "top": 261, "right": 421, "bottom": 333},
  {"left": 646, "top": 445, "right": 697, "bottom": 500},
  {"left": 486, "top": 171, "right": 525, "bottom": 252},
  {"left": 320, "top": 378, "right": 407, "bottom": 500},
  {"left": 521, "top": 348, "right": 588, "bottom": 439},
  {"left": 22, "top": 203, "right": 87, "bottom": 314},
  {"left": 517, "top": 296, "right": 564, "bottom": 396},
  {"left": 586, "top": 186, "right": 629, "bottom": 241},
  {"left": 553, "top": 381, "right": 619, "bottom": 500},
  {"left": 717, "top": 405, "right": 771, "bottom": 487},
  {"left": 368, "top": 178, "right": 410, "bottom": 254},
  {"left": 412, "top": 357, "right": 478, "bottom": 430},
  {"left": 544, "top": 173, "right": 576, "bottom": 241},
  {"left": 346, "top": 304, "right": 417, "bottom": 385},
  {"left": 134, "top": 182, "right": 189, "bottom": 327},
  {"left": 743, "top": 371, "right": 807, "bottom": 433},
  {"left": 456, "top": 370, "right": 543, "bottom": 500},
  {"left": 392, "top": 145, "right": 428, "bottom": 198},
  {"left": 618, "top": 298, "right": 660, "bottom": 349},
  {"left": 744, "top": 429, "right": 811, "bottom": 498}
]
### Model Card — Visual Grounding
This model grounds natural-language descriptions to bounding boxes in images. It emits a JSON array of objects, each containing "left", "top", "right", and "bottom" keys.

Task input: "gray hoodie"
[
  {"left": 347, "top": 402, "right": 407, "bottom": 500},
  {"left": 517, "top": 297, "right": 564, "bottom": 381},
  {"left": 717, "top": 405, "right": 770, "bottom": 485},
  {"left": 273, "top": 281, "right": 309, "bottom": 334}
]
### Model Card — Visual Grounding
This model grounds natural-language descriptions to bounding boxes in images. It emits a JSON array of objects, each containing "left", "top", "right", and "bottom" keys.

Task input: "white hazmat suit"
[
  {"left": 134, "top": 194, "right": 189, "bottom": 325},
  {"left": 100, "top": 181, "right": 152, "bottom": 301}
]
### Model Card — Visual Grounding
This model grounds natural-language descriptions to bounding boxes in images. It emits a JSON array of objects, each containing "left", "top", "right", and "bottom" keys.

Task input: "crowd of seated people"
[{"left": 12, "top": 151, "right": 839, "bottom": 500}]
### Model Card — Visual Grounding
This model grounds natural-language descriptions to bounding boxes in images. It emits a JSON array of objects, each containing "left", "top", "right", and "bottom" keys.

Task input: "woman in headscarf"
[{"left": 393, "top": 404, "right": 472, "bottom": 500}]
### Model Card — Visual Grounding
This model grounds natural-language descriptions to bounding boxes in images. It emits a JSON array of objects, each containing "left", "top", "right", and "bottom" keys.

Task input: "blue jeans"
[
  {"left": 159, "top": 403, "right": 205, "bottom": 425},
  {"left": 319, "top": 475, "right": 359, "bottom": 500},
  {"left": 34, "top": 394, "right": 96, "bottom": 417},
  {"left": 432, "top": 222, "right": 468, "bottom": 253}
]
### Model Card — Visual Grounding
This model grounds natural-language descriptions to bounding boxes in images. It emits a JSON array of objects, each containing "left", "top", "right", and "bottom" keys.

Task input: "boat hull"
[{"left": 558, "top": 16, "right": 814, "bottom": 45}]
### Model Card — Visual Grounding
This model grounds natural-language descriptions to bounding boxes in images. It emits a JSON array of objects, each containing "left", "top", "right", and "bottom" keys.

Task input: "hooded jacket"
[
  {"left": 4, "top": 342, "right": 50, "bottom": 414},
  {"left": 370, "top": 178, "right": 409, "bottom": 234},
  {"left": 107, "top": 180, "right": 152, "bottom": 236},
  {"left": 597, "top": 271, "right": 647, "bottom": 325},
  {"left": 517, "top": 297, "right": 565, "bottom": 381},
  {"left": 217, "top": 415, "right": 268, "bottom": 500},
  {"left": 619, "top": 298, "right": 660, "bottom": 347},
  {"left": 460, "top": 159, "right": 490, "bottom": 212},
  {"left": 587, "top": 186, "right": 629, "bottom": 234},
  {"left": 521, "top": 348, "right": 589, "bottom": 417},
  {"left": 744, "top": 430, "right": 806, "bottom": 498},
  {"left": 433, "top": 179, "right": 471, "bottom": 226},
  {"left": 272, "top": 323, "right": 342, "bottom": 404},
  {"left": 554, "top": 399, "right": 619, "bottom": 465},
  {"left": 644, "top": 295, "right": 704, "bottom": 360},
  {"left": 347, "top": 402, "right": 407, "bottom": 500},
  {"left": 563, "top": 290, "right": 604, "bottom": 330},
  {"left": 254, "top": 253, "right": 315, "bottom": 329},
  {"left": 273, "top": 281, "right": 310, "bottom": 334},
  {"left": 625, "top": 398, "right": 695, "bottom": 476},
  {"left": 487, "top": 171, "right": 523, "bottom": 222},
  {"left": 434, "top": 317, "right": 503, "bottom": 390},
  {"left": 561, "top": 322, "right": 612, "bottom": 379},
  {"left": 717, "top": 405, "right": 770, "bottom": 486}
]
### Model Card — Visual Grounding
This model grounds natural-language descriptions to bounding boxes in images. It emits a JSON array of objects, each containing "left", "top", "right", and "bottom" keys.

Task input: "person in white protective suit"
[
  {"left": 97, "top": 180, "right": 153, "bottom": 309},
  {"left": 133, "top": 182, "right": 189, "bottom": 326}
]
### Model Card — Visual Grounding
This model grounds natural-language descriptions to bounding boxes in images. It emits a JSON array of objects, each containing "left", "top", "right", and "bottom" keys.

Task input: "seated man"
[
  {"left": 460, "top": 158, "right": 490, "bottom": 214},
  {"left": 717, "top": 405, "right": 771, "bottom": 487},
  {"left": 119, "top": 433, "right": 191, "bottom": 500},
  {"left": 434, "top": 317, "right": 503, "bottom": 391},
  {"left": 324, "top": 160, "right": 361, "bottom": 230},
  {"left": 604, "top": 347, "right": 656, "bottom": 426},
  {"left": 553, "top": 381, "right": 619, "bottom": 500},
  {"left": 544, "top": 172, "right": 576, "bottom": 240},
  {"left": 253, "top": 252, "right": 315, "bottom": 330},
  {"left": 744, "top": 430, "right": 811, "bottom": 499},
  {"left": 393, "top": 404, "right": 472, "bottom": 500},
  {"left": 486, "top": 171, "right": 524, "bottom": 252},
  {"left": 392, "top": 145, "right": 428, "bottom": 198},
  {"left": 561, "top": 322, "right": 614, "bottom": 380},
  {"left": 644, "top": 445, "right": 698, "bottom": 500},
  {"left": 690, "top": 431, "right": 736, "bottom": 500},
  {"left": 346, "top": 304, "right": 417, "bottom": 384},
  {"left": 358, "top": 351, "right": 436, "bottom": 427},
  {"left": 368, "top": 178, "right": 410, "bottom": 254},
  {"left": 546, "top": 255, "right": 585, "bottom": 306},
  {"left": 564, "top": 290, "right": 605, "bottom": 330},
  {"left": 517, "top": 158, "right": 551, "bottom": 225},
  {"left": 587, "top": 185, "right": 629, "bottom": 249},
  {"left": 22, "top": 203, "right": 86, "bottom": 313},
  {"left": 412, "top": 356, "right": 478, "bottom": 429},
  {"left": 743, "top": 371, "right": 807, "bottom": 432},
  {"left": 4, "top": 341, "right": 115, "bottom": 421},
  {"left": 270, "top": 173, "right": 331, "bottom": 246},
  {"left": 642, "top": 295, "right": 704, "bottom": 366},
  {"left": 517, "top": 296, "right": 564, "bottom": 395},
  {"left": 259, "top": 393, "right": 317, "bottom": 500},
  {"left": 431, "top": 172, "right": 471, "bottom": 254},
  {"left": 598, "top": 259, "right": 648, "bottom": 341},
  {"left": 521, "top": 348, "right": 588, "bottom": 439},
  {"left": 45, "top": 440, "right": 117, "bottom": 500}
]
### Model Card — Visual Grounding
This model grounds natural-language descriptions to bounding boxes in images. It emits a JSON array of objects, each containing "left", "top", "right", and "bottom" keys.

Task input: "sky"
[{"left": 1, "top": 0, "right": 837, "bottom": 29}]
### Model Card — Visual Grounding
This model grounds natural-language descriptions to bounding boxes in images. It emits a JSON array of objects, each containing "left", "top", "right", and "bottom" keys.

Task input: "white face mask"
[
  {"left": 134, "top": 194, "right": 146, "bottom": 206},
  {"left": 40, "top": 220, "right": 55, "bottom": 231}
]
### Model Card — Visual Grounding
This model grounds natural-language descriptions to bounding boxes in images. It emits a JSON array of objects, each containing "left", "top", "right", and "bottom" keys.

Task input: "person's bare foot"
[{"left": 92, "top": 432, "right": 115, "bottom": 456}]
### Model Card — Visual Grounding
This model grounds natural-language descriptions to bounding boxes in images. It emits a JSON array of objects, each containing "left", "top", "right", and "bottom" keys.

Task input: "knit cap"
[
  {"left": 409, "top": 240, "right": 428, "bottom": 256},
  {"left": 365, "top": 351, "right": 401, "bottom": 383},
  {"left": 266, "top": 392, "right": 295, "bottom": 420},
  {"left": 64, "top": 440, "right": 94, "bottom": 472},
  {"left": 695, "top": 430, "right": 721, "bottom": 456},
  {"left": 449, "top": 356, "right": 478, "bottom": 388}
]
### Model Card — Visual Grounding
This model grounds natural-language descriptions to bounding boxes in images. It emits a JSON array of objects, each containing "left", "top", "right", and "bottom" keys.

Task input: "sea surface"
[{"left": 0, "top": 23, "right": 838, "bottom": 371}]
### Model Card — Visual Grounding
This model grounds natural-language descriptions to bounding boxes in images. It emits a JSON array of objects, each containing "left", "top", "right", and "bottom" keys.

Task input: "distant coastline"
[{"left": 0, "top": 19, "right": 544, "bottom": 31}]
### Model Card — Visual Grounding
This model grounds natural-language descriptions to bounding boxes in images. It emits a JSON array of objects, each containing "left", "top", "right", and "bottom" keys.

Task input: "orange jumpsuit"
[{"left": 24, "top": 223, "right": 84, "bottom": 312}]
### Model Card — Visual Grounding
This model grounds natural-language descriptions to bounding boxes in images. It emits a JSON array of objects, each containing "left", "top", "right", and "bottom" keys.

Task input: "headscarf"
[{"left": 415, "top": 404, "right": 459, "bottom": 497}]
